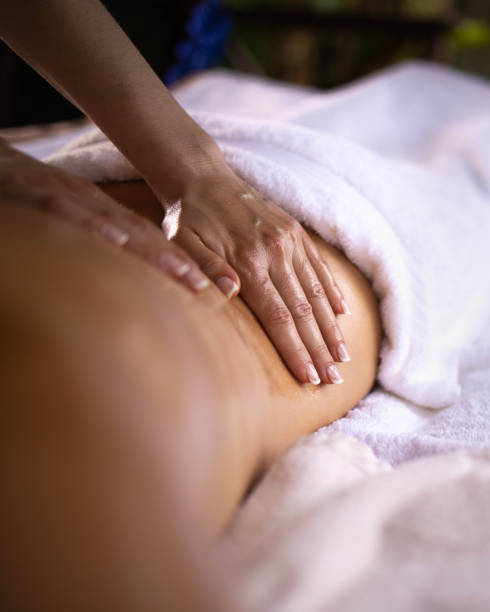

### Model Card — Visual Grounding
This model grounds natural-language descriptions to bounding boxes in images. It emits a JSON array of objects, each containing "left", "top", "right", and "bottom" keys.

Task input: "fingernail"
[
  {"left": 101, "top": 223, "right": 129, "bottom": 246},
  {"left": 306, "top": 363, "right": 321, "bottom": 385},
  {"left": 186, "top": 267, "right": 210, "bottom": 291},
  {"left": 159, "top": 252, "right": 191, "bottom": 277},
  {"left": 216, "top": 277, "right": 239, "bottom": 298},
  {"left": 341, "top": 298, "right": 351, "bottom": 315},
  {"left": 336, "top": 341, "right": 351, "bottom": 362},
  {"left": 194, "top": 278, "right": 210, "bottom": 290},
  {"left": 327, "top": 364, "right": 343, "bottom": 385}
]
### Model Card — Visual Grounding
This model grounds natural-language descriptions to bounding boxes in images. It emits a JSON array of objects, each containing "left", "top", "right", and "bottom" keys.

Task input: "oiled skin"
[
  {"left": 100, "top": 181, "right": 382, "bottom": 478},
  {"left": 0, "top": 181, "right": 381, "bottom": 610}
]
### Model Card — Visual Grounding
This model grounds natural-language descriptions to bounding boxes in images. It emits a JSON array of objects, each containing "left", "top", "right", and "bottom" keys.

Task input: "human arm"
[
  {"left": 0, "top": 0, "right": 351, "bottom": 384},
  {"left": 0, "top": 0, "right": 221, "bottom": 204}
]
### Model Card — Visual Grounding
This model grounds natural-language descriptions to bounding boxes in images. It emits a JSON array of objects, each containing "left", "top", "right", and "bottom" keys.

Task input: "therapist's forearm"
[{"left": 0, "top": 0, "right": 224, "bottom": 202}]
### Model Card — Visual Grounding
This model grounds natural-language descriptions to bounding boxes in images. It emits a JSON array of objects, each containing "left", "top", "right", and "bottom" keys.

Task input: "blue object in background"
[{"left": 163, "top": 0, "right": 234, "bottom": 85}]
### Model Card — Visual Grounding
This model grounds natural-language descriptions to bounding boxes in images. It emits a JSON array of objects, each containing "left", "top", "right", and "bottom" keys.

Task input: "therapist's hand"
[
  {"left": 168, "top": 164, "right": 352, "bottom": 386},
  {"left": 0, "top": 0, "right": 348, "bottom": 385},
  {"left": 0, "top": 139, "right": 209, "bottom": 292}
]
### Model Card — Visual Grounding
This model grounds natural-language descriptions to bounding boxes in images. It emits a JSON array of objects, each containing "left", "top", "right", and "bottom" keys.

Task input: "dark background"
[
  {"left": 0, "top": 1, "right": 195, "bottom": 127},
  {"left": 1, "top": 0, "right": 489, "bottom": 128}
]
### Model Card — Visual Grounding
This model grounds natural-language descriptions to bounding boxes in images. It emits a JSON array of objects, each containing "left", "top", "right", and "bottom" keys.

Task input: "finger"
[
  {"left": 176, "top": 228, "right": 240, "bottom": 299},
  {"left": 115, "top": 215, "right": 210, "bottom": 292},
  {"left": 303, "top": 236, "right": 351, "bottom": 316},
  {"left": 293, "top": 246, "right": 350, "bottom": 367},
  {"left": 36, "top": 193, "right": 130, "bottom": 246},
  {"left": 43, "top": 193, "right": 209, "bottom": 293},
  {"left": 239, "top": 268, "right": 322, "bottom": 385},
  {"left": 77, "top": 189, "right": 211, "bottom": 292},
  {"left": 269, "top": 258, "right": 343, "bottom": 385}
]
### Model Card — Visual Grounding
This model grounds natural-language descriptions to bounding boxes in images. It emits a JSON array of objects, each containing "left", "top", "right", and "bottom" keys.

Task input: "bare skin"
[
  {"left": 99, "top": 180, "right": 382, "bottom": 475},
  {"left": 1, "top": 0, "right": 352, "bottom": 385},
  {"left": 1, "top": 181, "right": 381, "bottom": 610}
]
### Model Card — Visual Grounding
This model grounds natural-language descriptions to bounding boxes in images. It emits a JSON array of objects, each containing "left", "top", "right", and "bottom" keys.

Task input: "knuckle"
[
  {"left": 306, "top": 281, "right": 326, "bottom": 301},
  {"left": 284, "top": 216, "right": 301, "bottom": 234},
  {"left": 310, "top": 342, "right": 329, "bottom": 357},
  {"left": 262, "top": 221, "right": 301, "bottom": 253},
  {"left": 262, "top": 230, "right": 284, "bottom": 251},
  {"left": 235, "top": 249, "right": 263, "bottom": 275},
  {"left": 255, "top": 273, "right": 272, "bottom": 292},
  {"left": 266, "top": 305, "right": 292, "bottom": 326},
  {"left": 234, "top": 241, "right": 256, "bottom": 260},
  {"left": 291, "top": 301, "right": 313, "bottom": 321},
  {"left": 243, "top": 272, "right": 270, "bottom": 296}
]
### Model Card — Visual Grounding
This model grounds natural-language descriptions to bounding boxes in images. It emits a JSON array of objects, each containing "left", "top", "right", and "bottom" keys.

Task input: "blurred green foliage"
[
  {"left": 225, "top": 0, "right": 451, "bottom": 15},
  {"left": 449, "top": 18, "right": 490, "bottom": 47},
  {"left": 223, "top": 0, "right": 490, "bottom": 85}
]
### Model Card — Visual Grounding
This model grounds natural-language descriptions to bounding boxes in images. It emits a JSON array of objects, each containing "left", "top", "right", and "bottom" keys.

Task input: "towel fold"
[
  {"left": 45, "top": 62, "right": 490, "bottom": 611},
  {"left": 47, "top": 62, "right": 490, "bottom": 410},
  {"left": 224, "top": 431, "right": 490, "bottom": 612}
]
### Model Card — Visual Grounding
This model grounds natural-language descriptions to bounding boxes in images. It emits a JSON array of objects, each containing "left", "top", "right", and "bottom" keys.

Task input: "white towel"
[
  {"left": 172, "top": 62, "right": 490, "bottom": 464},
  {"left": 47, "top": 61, "right": 490, "bottom": 411},
  {"left": 324, "top": 321, "right": 490, "bottom": 464},
  {"left": 43, "top": 62, "right": 490, "bottom": 612},
  {"left": 223, "top": 431, "right": 490, "bottom": 612}
]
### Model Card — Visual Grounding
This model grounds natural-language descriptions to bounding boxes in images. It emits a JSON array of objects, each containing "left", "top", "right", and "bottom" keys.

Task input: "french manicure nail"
[
  {"left": 336, "top": 341, "right": 351, "bottom": 362},
  {"left": 327, "top": 364, "right": 343, "bottom": 385},
  {"left": 306, "top": 363, "right": 321, "bottom": 385},
  {"left": 216, "top": 277, "right": 239, "bottom": 298},
  {"left": 101, "top": 223, "right": 129, "bottom": 246},
  {"left": 159, "top": 252, "right": 191, "bottom": 277},
  {"left": 341, "top": 298, "right": 352, "bottom": 315},
  {"left": 186, "top": 267, "right": 210, "bottom": 291},
  {"left": 194, "top": 278, "right": 210, "bottom": 290}
]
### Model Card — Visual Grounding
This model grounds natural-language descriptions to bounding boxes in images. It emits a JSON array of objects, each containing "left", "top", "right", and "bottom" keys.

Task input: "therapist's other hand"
[
  {"left": 169, "top": 165, "right": 351, "bottom": 386},
  {"left": 0, "top": 139, "right": 209, "bottom": 292}
]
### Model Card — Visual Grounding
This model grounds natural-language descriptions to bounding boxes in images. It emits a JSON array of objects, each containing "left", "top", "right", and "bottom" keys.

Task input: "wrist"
[{"left": 147, "top": 135, "right": 230, "bottom": 205}]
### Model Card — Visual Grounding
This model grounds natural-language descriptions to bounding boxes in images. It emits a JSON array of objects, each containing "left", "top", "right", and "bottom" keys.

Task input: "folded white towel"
[{"left": 47, "top": 62, "right": 490, "bottom": 411}]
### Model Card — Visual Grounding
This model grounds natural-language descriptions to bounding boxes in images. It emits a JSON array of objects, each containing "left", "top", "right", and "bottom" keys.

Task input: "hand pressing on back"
[
  {"left": 0, "top": 0, "right": 351, "bottom": 384},
  {"left": 0, "top": 139, "right": 209, "bottom": 293},
  {"left": 167, "top": 160, "right": 352, "bottom": 386}
]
